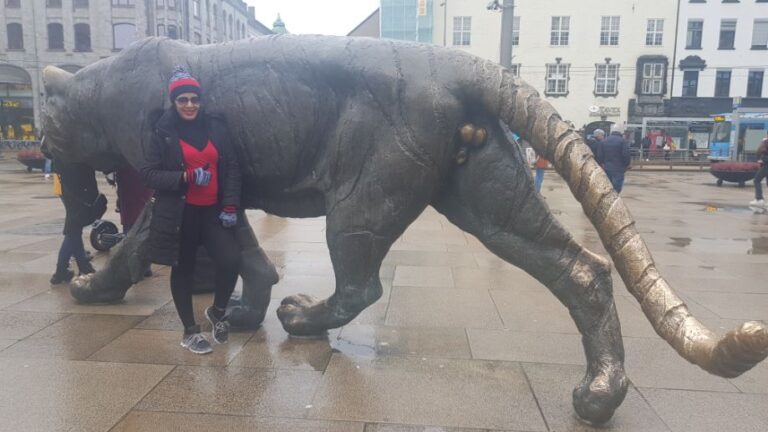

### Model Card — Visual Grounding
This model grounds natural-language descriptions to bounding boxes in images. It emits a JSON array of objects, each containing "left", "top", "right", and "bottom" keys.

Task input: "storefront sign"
[
  {"left": 589, "top": 106, "right": 621, "bottom": 117},
  {"left": 1, "top": 100, "right": 20, "bottom": 109}
]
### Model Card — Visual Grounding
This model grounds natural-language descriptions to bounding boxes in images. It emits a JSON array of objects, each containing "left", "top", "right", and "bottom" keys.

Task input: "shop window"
[
  {"left": 714, "top": 70, "right": 731, "bottom": 97},
  {"left": 6, "top": 23, "right": 23, "bottom": 50},
  {"left": 113, "top": 23, "right": 137, "bottom": 50},
  {"left": 682, "top": 70, "right": 699, "bottom": 97},
  {"left": 47, "top": 23, "right": 64, "bottom": 50},
  {"left": 74, "top": 23, "right": 91, "bottom": 51}
]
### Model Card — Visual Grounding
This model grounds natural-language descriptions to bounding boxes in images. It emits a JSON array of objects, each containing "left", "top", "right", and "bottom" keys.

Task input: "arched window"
[
  {"left": 48, "top": 23, "right": 64, "bottom": 50},
  {"left": 74, "top": 23, "right": 91, "bottom": 51},
  {"left": 6, "top": 23, "right": 24, "bottom": 50},
  {"left": 113, "top": 23, "right": 137, "bottom": 50}
]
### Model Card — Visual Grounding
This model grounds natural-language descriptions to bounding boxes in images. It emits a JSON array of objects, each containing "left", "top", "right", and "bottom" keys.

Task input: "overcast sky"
[{"left": 245, "top": 0, "right": 380, "bottom": 36}]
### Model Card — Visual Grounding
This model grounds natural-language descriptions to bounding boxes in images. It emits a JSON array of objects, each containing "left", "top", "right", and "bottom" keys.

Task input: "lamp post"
[{"left": 488, "top": 0, "right": 515, "bottom": 68}]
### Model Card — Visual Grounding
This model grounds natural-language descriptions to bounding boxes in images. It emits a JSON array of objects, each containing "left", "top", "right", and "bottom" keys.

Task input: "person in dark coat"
[
  {"left": 50, "top": 160, "right": 103, "bottom": 284},
  {"left": 586, "top": 129, "right": 605, "bottom": 156},
  {"left": 140, "top": 66, "right": 242, "bottom": 355},
  {"left": 597, "top": 128, "right": 632, "bottom": 193}
]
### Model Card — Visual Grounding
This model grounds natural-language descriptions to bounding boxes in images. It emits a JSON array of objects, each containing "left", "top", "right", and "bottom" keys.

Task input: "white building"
[
  {"left": 432, "top": 0, "right": 679, "bottom": 130},
  {"left": 0, "top": 0, "right": 271, "bottom": 139}
]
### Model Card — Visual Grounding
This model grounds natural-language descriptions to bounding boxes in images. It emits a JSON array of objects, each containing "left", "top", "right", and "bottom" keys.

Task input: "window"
[
  {"left": 156, "top": 0, "right": 164, "bottom": 7},
  {"left": 112, "top": 0, "right": 134, "bottom": 6},
  {"left": 642, "top": 63, "right": 665, "bottom": 94},
  {"left": 46, "top": 0, "right": 62, "bottom": 7},
  {"left": 193, "top": 0, "right": 200, "bottom": 18},
  {"left": 714, "top": 70, "right": 731, "bottom": 96},
  {"left": 509, "top": 64, "right": 521, "bottom": 77},
  {"left": 228, "top": 15, "right": 233, "bottom": 39},
  {"left": 512, "top": 16, "right": 520, "bottom": 46},
  {"left": 5, "top": 0, "right": 21, "bottom": 8},
  {"left": 682, "top": 70, "right": 699, "bottom": 97},
  {"left": 752, "top": 19, "right": 768, "bottom": 49},
  {"left": 6, "top": 23, "right": 23, "bottom": 50},
  {"left": 719, "top": 19, "right": 736, "bottom": 49},
  {"left": 74, "top": 0, "right": 89, "bottom": 7},
  {"left": 600, "top": 16, "right": 620, "bottom": 46},
  {"left": 686, "top": 20, "right": 703, "bottom": 49},
  {"left": 167, "top": 24, "right": 178, "bottom": 39},
  {"left": 168, "top": 0, "right": 176, "bottom": 9},
  {"left": 595, "top": 64, "right": 619, "bottom": 95},
  {"left": 545, "top": 63, "right": 570, "bottom": 95},
  {"left": 74, "top": 23, "right": 91, "bottom": 51},
  {"left": 47, "top": 23, "right": 64, "bottom": 50},
  {"left": 113, "top": 23, "right": 137, "bottom": 50},
  {"left": 194, "top": 32, "right": 202, "bottom": 45},
  {"left": 550, "top": 16, "right": 569, "bottom": 46},
  {"left": 646, "top": 19, "right": 664, "bottom": 46},
  {"left": 212, "top": 5, "right": 217, "bottom": 29},
  {"left": 453, "top": 16, "right": 471, "bottom": 46},
  {"left": 156, "top": 24, "right": 165, "bottom": 36},
  {"left": 747, "top": 71, "right": 764, "bottom": 97}
]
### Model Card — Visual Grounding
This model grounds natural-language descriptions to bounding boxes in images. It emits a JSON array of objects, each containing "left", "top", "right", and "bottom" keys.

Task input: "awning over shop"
[{"left": 0, "top": 64, "right": 31, "bottom": 85}]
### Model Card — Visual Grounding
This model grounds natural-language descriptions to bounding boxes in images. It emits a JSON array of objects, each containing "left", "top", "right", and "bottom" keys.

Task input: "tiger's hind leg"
[{"left": 432, "top": 122, "right": 628, "bottom": 425}]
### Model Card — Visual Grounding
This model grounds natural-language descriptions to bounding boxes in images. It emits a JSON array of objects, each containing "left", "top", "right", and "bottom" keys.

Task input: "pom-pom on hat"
[{"left": 168, "top": 65, "right": 202, "bottom": 102}]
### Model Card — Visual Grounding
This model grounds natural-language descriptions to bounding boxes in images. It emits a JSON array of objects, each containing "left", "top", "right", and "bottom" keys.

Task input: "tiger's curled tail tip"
[{"left": 710, "top": 321, "right": 768, "bottom": 378}]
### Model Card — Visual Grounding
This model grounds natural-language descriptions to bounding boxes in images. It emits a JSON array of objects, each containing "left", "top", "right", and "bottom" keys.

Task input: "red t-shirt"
[{"left": 180, "top": 139, "right": 219, "bottom": 206}]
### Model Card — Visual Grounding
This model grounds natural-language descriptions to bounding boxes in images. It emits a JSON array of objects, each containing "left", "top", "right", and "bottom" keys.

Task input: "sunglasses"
[{"left": 175, "top": 96, "right": 201, "bottom": 106}]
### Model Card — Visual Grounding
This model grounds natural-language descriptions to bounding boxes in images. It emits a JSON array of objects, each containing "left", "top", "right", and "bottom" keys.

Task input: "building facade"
[
  {"left": 0, "top": 0, "right": 270, "bottom": 139},
  {"left": 429, "top": 0, "right": 679, "bottom": 131}
]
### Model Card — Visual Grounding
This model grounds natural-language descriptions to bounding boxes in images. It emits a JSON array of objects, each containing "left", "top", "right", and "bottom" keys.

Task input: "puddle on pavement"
[
  {"left": 668, "top": 236, "right": 768, "bottom": 255},
  {"left": 684, "top": 201, "right": 768, "bottom": 215}
]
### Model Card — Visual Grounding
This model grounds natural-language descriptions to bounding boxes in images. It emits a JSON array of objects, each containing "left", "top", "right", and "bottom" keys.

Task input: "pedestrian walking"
[
  {"left": 49, "top": 160, "right": 104, "bottom": 284},
  {"left": 140, "top": 66, "right": 242, "bottom": 354},
  {"left": 534, "top": 154, "right": 549, "bottom": 193},
  {"left": 750, "top": 132, "right": 768, "bottom": 207},
  {"left": 586, "top": 129, "right": 605, "bottom": 156},
  {"left": 597, "top": 127, "right": 632, "bottom": 193}
]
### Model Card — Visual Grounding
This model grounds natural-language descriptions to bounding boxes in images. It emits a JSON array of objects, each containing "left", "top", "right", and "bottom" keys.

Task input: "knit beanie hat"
[{"left": 168, "top": 65, "right": 202, "bottom": 102}]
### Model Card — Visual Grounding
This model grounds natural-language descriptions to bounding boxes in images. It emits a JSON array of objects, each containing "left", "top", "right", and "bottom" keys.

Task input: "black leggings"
[{"left": 170, "top": 204, "right": 241, "bottom": 329}]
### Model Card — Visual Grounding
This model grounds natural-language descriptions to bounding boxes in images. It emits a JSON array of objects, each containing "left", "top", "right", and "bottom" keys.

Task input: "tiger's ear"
[{"left": 43, "top": 65, "right": 74, "bottom": 96}]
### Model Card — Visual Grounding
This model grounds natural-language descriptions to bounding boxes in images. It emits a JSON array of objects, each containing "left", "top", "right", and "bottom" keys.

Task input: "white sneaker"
[
  {"left": 44, "top": 174, "right": 51, "bottom": 180},
  {"left": 749, "top": 199, "right": 765, "bottom": 207}
]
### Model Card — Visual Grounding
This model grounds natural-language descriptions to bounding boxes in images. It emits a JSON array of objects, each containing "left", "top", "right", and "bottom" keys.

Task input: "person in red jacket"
[{"left": 140, "top": 66, "right": 242, "bottom": 354}]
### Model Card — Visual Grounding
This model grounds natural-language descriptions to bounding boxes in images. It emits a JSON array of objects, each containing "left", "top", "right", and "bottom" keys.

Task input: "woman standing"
[{"left": 141, "top": 66, "right": 242, "bottom": 354}]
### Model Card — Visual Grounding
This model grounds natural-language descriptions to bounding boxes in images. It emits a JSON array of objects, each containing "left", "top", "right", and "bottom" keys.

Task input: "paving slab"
[
  {"left": 523, "top": 363, "right": 670, "bottom": 432},
  {"left": 0, "top": 358, "right": 171, "bottom": 432},
  {"left": 309, "top": 354, "right": 546, "bottom": 431},
  {"left": 386, "top": 287, "right": 503, "bottom": 329},
  {"left": 0, "top": 272, "right": 54, "bottom": 309},
  {"left": 0, "top": 314, "right": 142, "bottom": 360},
  {"left": 336, "top": 324, "right": 472, "bottom": 360},
  {"left": 490, "top": 289, "right": 577, "bottom": 334},
  {"left": 111, "top": 411, "right": 365, "bottom": 432},
  {"left": 640, "top": 388, "right": 768, "bottom": 432},
  {"left": 137, "top": 365, "right": 322, "bottom": 417},
  {"left": 467, "top": 328, "right": 584, "bottom": 365},
  {"left": 0, "top": 310, "right": 67, "bottom": 339},
  {"left": 392, "top": 265, "right": 454, "bottom": 287}
]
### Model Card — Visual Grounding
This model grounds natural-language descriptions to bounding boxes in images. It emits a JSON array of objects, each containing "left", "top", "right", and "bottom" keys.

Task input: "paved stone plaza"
[{"left": 0, "top": 158, "right": 766, "bottom": 432}]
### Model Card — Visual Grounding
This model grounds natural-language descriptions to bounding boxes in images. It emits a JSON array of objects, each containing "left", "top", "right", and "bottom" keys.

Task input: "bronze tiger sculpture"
[{"left": 40, "top": 36, "right": 768, "bottom": 425}]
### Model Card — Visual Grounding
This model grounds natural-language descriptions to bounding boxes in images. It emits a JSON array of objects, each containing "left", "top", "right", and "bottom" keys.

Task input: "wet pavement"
[{"left": 0, "top": 158, "right": 767, "bottom": 432}]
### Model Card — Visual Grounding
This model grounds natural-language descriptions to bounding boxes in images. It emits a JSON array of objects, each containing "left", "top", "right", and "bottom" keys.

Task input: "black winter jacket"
[
  {"left": 140, "top": 109, "right": 241, "bottom": 266},
  {"left": 597, "top": 133, "right": 631, "bottom": 172}
]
